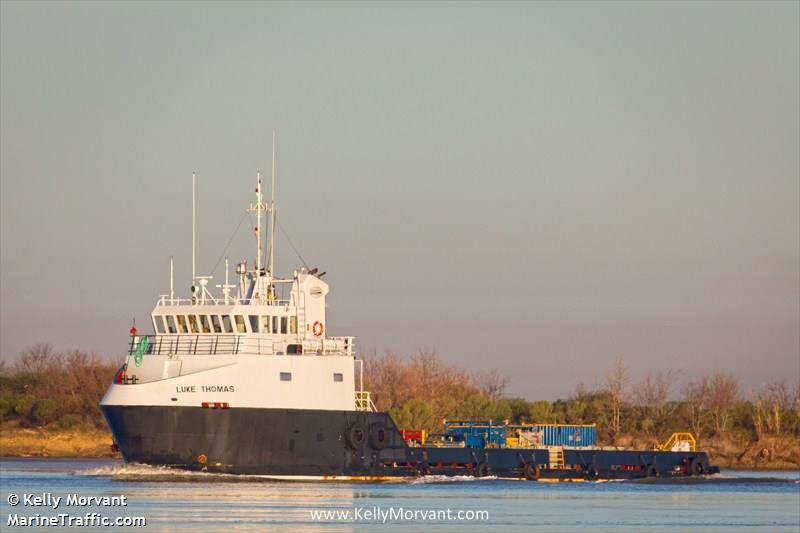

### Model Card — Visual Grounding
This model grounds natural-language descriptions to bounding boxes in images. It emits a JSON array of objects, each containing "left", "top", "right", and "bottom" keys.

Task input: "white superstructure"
[{"left": 101, "top": 141, "right": 373, "bottom": 412}]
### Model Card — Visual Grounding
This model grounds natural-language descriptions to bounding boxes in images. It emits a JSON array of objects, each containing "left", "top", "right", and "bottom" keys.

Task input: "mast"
[
  {"left": 269, "top": 131, "right": 276, "bottom": 277},
  {"left": 245, "top": 171, "right": 266, "bottom": 298},
  {"left": 222, "top": 257, "right": 234, "bottom": 304},
  {"left": 192, "top": 172, "right": 196, "bottom": 283},
  {"left": 256, "top": 172, "right": 263, "bottom": 272}
]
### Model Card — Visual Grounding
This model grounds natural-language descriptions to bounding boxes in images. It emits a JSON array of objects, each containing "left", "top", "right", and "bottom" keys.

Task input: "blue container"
[{"left": 533, "top": 424, "right": 596, "bottom": 447}]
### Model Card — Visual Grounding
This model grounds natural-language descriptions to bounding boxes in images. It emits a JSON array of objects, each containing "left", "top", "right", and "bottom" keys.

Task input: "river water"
[{"left": 0, "top": 458, "right": 798, "bottom": 532}]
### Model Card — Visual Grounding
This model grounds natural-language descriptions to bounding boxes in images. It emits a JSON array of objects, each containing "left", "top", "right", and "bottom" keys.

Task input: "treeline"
[
  {"left": 365, "top": 352, "right": 800, "bottom": 444},
  {"left": 363, "top": 350, "right": 513, "bottom": 431},
  {"left": 0, "top": 344, "right": 118, "bottom": 429}
]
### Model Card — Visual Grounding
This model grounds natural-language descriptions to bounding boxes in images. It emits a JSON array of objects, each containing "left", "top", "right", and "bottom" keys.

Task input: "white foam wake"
[
  {"left": 410, "top": 474, "right": 499, "bottom": 484},
  {"left": 74, "top": 463, "right": 272, "bottom": 483}
]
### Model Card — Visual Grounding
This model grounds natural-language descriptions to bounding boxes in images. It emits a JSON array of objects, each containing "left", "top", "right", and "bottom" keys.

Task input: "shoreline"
[{"left": 0, "top": 426, "right": 116, "bottom": 459}]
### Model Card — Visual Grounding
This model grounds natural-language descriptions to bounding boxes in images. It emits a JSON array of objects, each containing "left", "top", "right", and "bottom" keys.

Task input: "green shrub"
[
  {"left": 55, "top": 413, "right": 82, "bottom": 429},
  {"left": 390, "top": 398, "right": 436, "bottom": 430},
  {"left": 31, "top": 399, "right": 58, "bottom": 425},
  {"left": 0, "top": 398, "right": 10, "bottom": 424},
  {"left": 13, "top": 394, "right": 36, "bottom": 418}
]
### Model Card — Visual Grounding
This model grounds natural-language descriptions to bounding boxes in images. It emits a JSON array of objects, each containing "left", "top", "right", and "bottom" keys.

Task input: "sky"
[{"left": 1, "top": 1, "right": 798, "bottom": 399}]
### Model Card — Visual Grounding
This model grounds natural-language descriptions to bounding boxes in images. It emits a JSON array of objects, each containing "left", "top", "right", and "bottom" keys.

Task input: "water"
[{"left": 1, "top": 458, "right": 798, "bottom": 532}]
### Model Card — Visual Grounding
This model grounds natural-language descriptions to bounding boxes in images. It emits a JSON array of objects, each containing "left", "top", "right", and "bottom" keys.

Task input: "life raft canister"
[{"left": 312, "top": 321, "right": 324, "bottom": 337}]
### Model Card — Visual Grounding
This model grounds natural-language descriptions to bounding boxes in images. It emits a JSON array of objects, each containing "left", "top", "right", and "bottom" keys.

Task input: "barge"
[{"left": 101, "top": 155, "right": 719, "bottom": 481}]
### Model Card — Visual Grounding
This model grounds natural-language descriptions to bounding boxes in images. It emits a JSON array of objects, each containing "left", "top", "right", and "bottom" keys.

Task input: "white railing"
[
  {"left": 302, "top": 336, "right": 354, "bottom": 356},
  {"left": 156, "top": 296, "right": 292, "bottom": 307},
  {"left": 129, "top": 334, "right": 355, "bottom": 357},
  {"left": 355, "top": 391, "right": 377, "bottom": 412}
]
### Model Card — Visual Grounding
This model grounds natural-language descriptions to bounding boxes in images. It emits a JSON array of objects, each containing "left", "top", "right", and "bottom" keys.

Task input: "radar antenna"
[{"left": 269, "top": 130, "right": 276, "bottom": 278}]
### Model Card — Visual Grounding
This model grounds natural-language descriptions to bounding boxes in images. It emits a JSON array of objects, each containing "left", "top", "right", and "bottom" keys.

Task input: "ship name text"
[{"left": 175, "top": 385, "right": 235, "bottom": 393}]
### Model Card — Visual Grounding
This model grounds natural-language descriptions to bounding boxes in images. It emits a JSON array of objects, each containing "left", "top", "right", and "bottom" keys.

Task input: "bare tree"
[
  {"left": 363, "top": 349, "right": 484, "bottom": 423},
  {"left": 633, "top": 370, "right": 680, "bottom": 420},
  {"left": 13, "top": 343, "right": 58, "bottom": 374},
  {"left": 363, "top": 350, "right": 408, "bottom": 411},
  {"left": 477, "top": 368, "right": 509, "bottom": 400},
  {"left": 754, "top": 380, "right": 792, "bottom": 437},
  {"left": 684, "top": 377, "right": 710, "bottom": 439},
  {"left": 707, "top": 373, "right": 739, "bottom": 436},
  {"left": 604, "top": 357, "right": 629, "bottom": 437}
]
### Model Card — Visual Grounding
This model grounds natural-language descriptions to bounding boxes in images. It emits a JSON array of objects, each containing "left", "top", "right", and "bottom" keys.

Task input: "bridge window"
[
  {"left": 248, "top": 315, "right": 259, "bottom": 333},
  {"left": 177, "top": 315, "right": 189, "bottom": 334},
  {"left": 280, "top": 372, "right": 292, "bottom": 381},
  {"left": 188, "top": 315, "right": 199, "bottom": 333},
  {"left": 333, "top": 373, "right": 343, "bottom": 382},
  {"left": 166, "top": 315, "right": 177, "bottom": 333},
  {"left": 154, "top": 316, "right": 165, "bottom": 334},
  {"left": 281, "top": 316, "right": 288, "bottom": 334},
  {"left": 261, "top": 316, "right": 271, "bottom": 333},
  {"left": 272, "top": 316, "right": 279, "bottom": 334},
  {"left": 234, "top": 315, "right": 246, "bottom": 333},
  {"left": 222, "top": 315, "right": 233, "bottom": 333},
  {"left": 210, "top": 315, "right": 222, "bottom": 333},
  {"left": 289, "top": 316, "right": 297, "bottom": 334},
  {"left": 200, "top": 315, "right": 211, "bottom": 333}
]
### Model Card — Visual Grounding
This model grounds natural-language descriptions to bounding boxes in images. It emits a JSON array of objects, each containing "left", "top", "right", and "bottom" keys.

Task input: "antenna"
[
  {"left": 269, "top": 130, "right": 276, "bottom": 277},
  {"left": 192, "top": 172, "right": 196, "bottom": 283},
  {"left": 170, "top": 256, "right": 174, "bottom": 303},
  {"left": 248, "top": 173, "right": 265, "bottom": 274},
  {"left": 216, "top": 257, "right": 237, "bottom": 305},
  {"left": 256, "top": 172, "right": 262, "bottom": 272}
]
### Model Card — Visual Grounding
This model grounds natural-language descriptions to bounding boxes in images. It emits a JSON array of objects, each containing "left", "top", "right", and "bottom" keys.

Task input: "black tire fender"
[
  {"left": 523, "top": 462, "right": 541, "bottom": 481},
  {"left": 585, "top": 463, "right": 600, "bottom": 481},
  {"left": 368, "top": 422, "right": 389, "bottom": 450},
  {"left": 415, "top": 462, "right": 432, "bottom": 476},
  {"left": 689, "top": 457, "right": 705, "bottom": 476},
  {"left": 344, "top": 423, "right": 366, "bottom": 450}
]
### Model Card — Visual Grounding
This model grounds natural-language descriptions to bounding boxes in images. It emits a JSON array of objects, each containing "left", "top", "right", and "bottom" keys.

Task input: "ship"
[{"left": 100, "top": 148, "right": 719, "bottom": 481}]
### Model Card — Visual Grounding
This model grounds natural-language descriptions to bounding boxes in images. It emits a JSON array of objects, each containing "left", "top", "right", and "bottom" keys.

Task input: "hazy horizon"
[{"left": 1, "top": 2, "right": 798, "bottom": 399}]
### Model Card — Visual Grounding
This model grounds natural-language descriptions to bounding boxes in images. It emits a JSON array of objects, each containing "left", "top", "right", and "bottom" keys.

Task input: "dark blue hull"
[{"left": 101, "top": 405, "right": 717, "bottom": 479}]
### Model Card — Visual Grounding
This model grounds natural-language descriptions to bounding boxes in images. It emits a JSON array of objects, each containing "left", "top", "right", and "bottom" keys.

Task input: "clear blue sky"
[{"left": 2, "top": 2, "right": 798, "bottom": 399}]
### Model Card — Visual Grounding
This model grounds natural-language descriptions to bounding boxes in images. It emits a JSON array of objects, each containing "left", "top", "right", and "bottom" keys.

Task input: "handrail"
[
  {"left": 656, "top": 432, "right": 696, "bottom": 452},
  {"left": 354, "top": 391, "right": 376, "bottom": 412},
  {"left": 128, "top": 334, "right": 245, "bottom": 356},
  {"left": 127, "top": 334, "right": 355, "bottom": 357},
  {"left": 156, "top": 296, "right": 292, "bottom": 307}
]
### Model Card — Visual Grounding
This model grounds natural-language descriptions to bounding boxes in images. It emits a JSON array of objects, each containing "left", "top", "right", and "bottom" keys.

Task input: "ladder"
[{"left": 547, "top": 446, "right": 565, "bottom": 469}]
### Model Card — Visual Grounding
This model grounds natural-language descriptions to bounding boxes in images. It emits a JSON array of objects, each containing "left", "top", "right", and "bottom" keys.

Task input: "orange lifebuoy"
[{"left": 312, "top": 321, "right": 324, "bottom": 337}]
